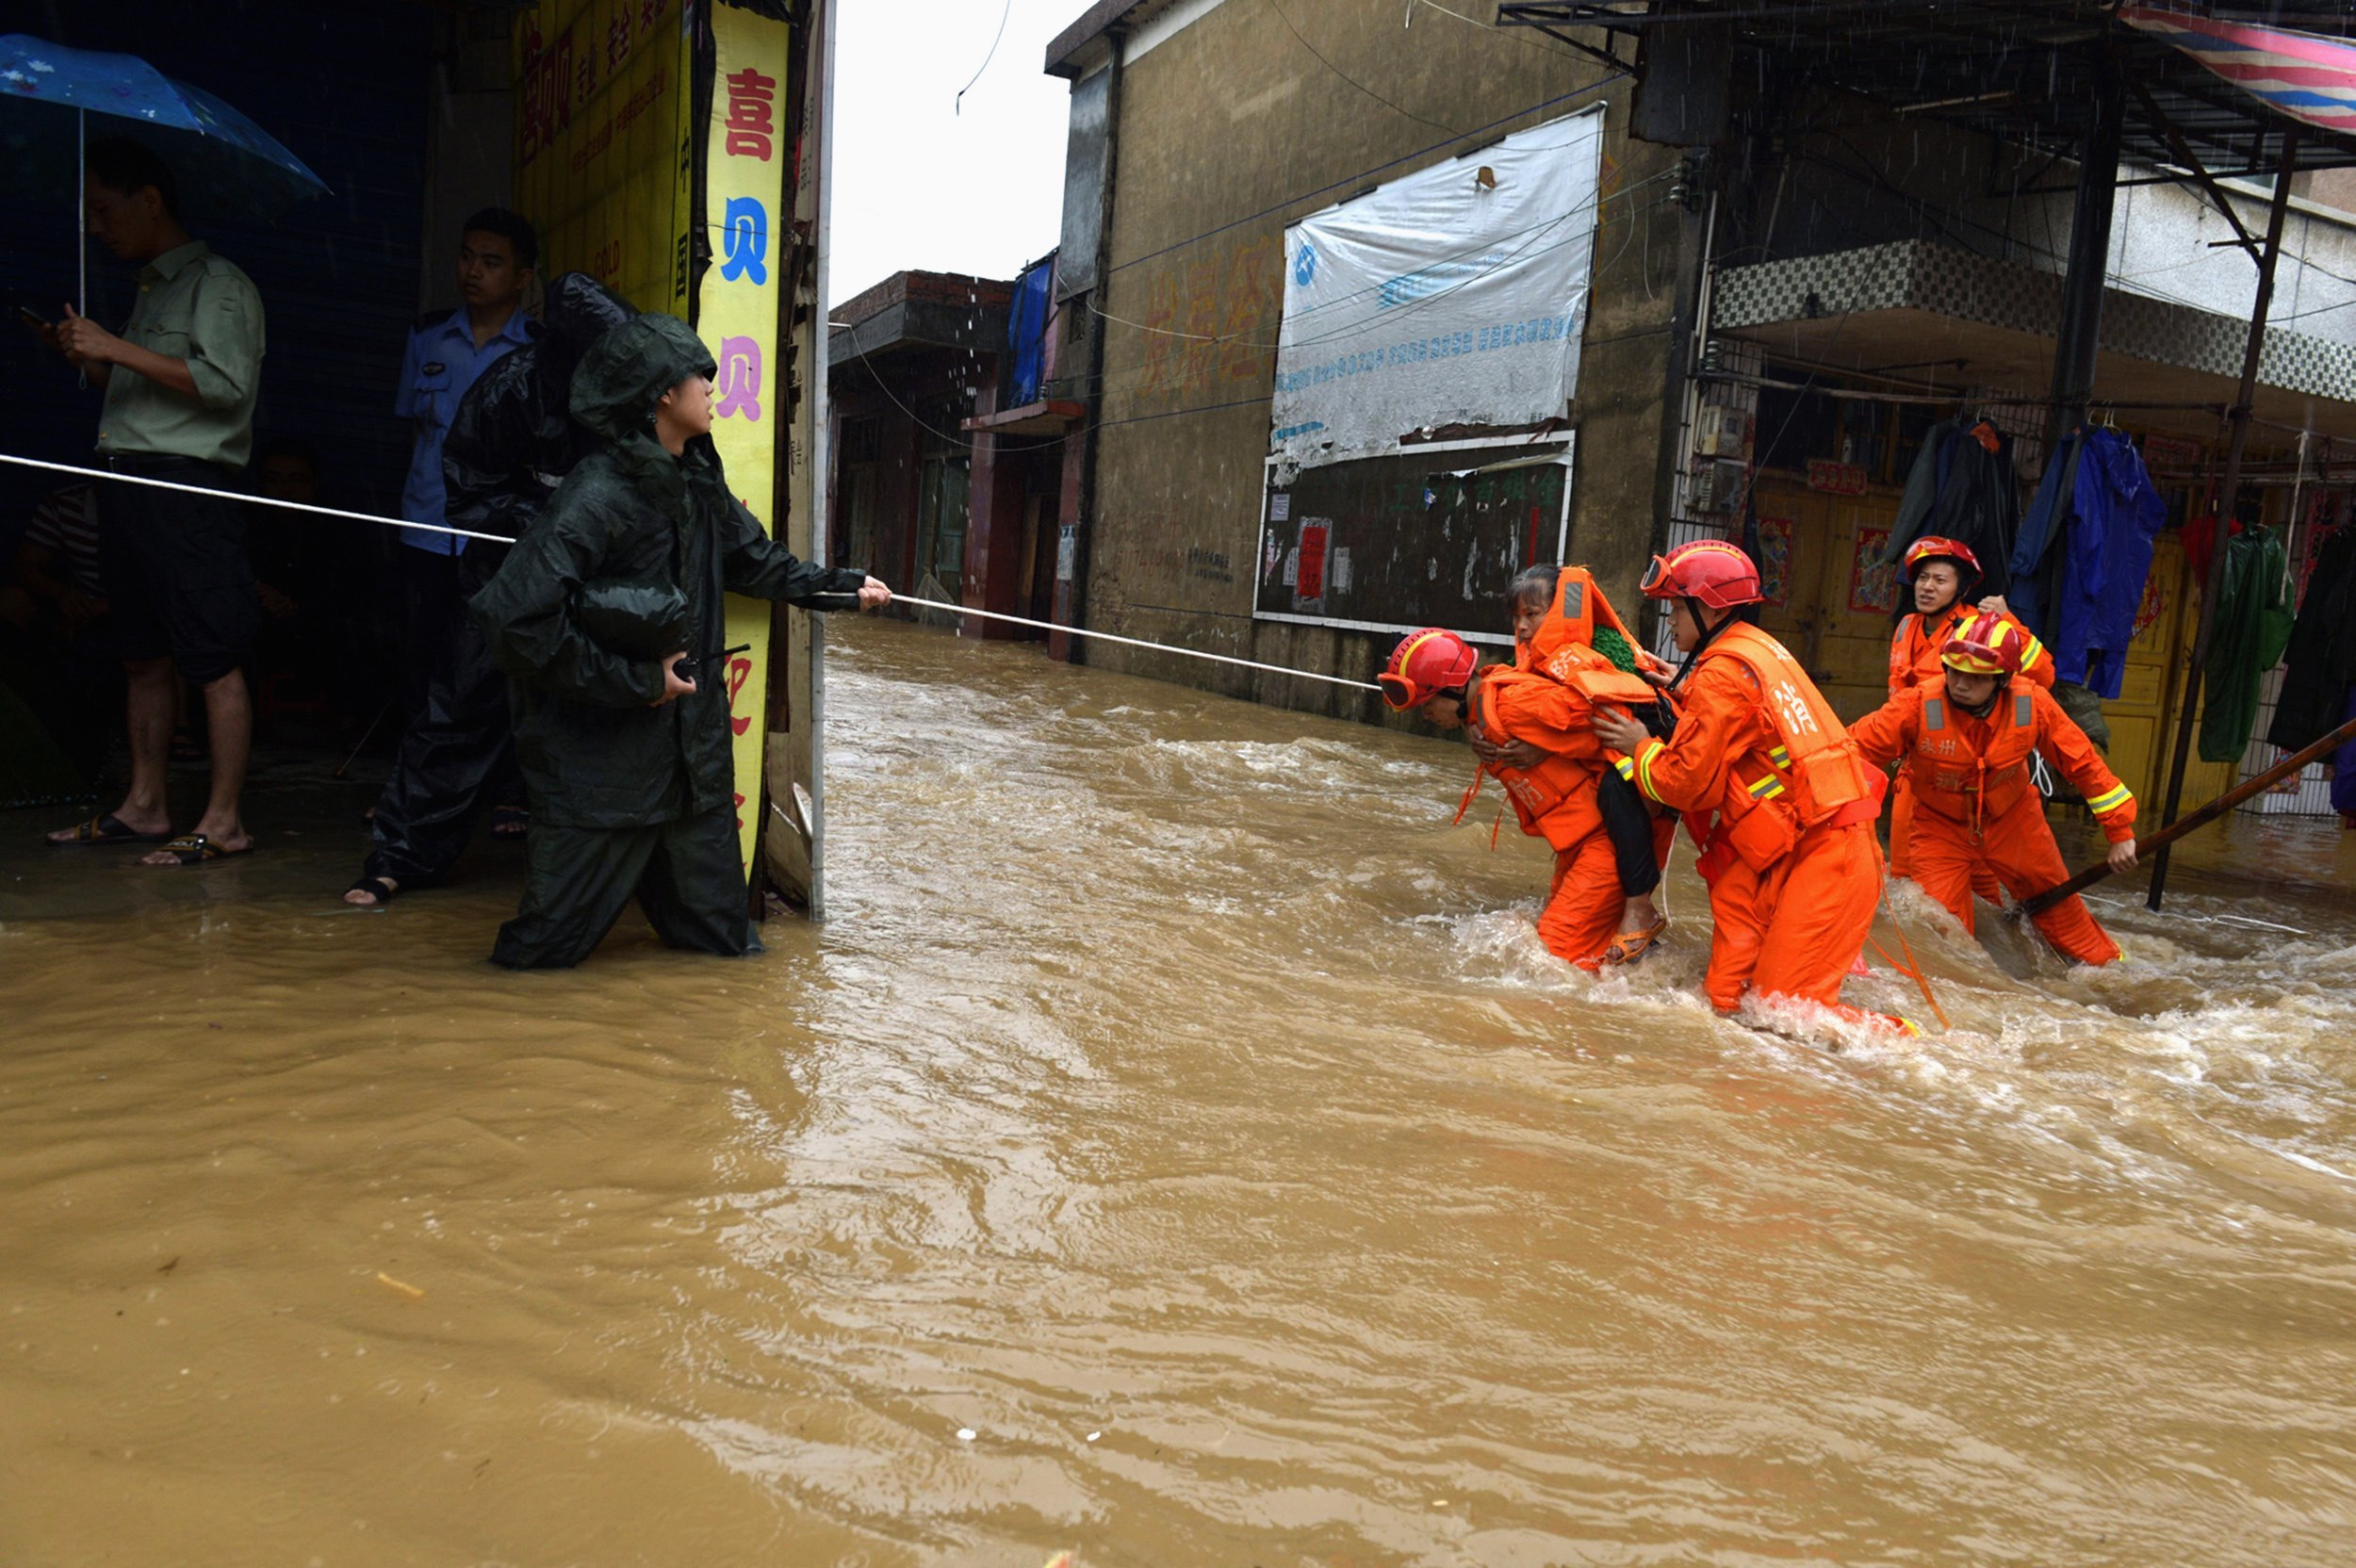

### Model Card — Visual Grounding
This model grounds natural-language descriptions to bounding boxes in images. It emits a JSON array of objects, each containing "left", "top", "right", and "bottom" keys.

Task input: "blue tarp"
[{"left": 1006, "top": 253, "right": 1054, "bottom": 408}]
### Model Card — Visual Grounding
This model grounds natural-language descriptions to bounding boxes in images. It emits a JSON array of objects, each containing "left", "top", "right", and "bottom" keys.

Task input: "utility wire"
[
  {"left": 955, "top": 0, "right": 1014, "bottom": 115},
  {"left": 1268, "top": 0, "right": 1462, "bottom": 134},
  {"left": 0, "top": 452, "right": 1387, "bottom": 694}
]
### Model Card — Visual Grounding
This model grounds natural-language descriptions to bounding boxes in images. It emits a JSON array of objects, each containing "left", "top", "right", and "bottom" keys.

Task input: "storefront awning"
[
  {"left": 961, "top": 399, "right": 1086, "bottom": 437},
  {"left": 1710, "top": 238, "right": 2356, "bottom": 442}
]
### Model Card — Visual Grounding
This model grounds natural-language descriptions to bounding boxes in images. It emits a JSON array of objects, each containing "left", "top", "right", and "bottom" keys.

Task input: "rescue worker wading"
[
  {"left": 1848, "top": 608, "right": 2136, "bottom": 966},
  {"left": 1886, "top": 535, "right": 2052, "bottom": 890},
  {"left": 1591, "top": 542, "right": 1909, "bottom": 1036},
  {"left": 471, "top": 313, "right": 889, "bottom": 969},
  {"left": 1380, "top": 613, "right": 1671, "bottom": 971}
]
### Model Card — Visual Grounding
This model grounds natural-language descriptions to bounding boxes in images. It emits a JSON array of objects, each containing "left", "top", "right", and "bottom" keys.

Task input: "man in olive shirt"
[{"left": 42, "top": 139, "right": 266, "bottom": 867}]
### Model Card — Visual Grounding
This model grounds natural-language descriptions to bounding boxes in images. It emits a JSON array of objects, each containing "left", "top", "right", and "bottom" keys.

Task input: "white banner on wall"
[{"left": 1269, "top": 105, "right": 1604, "bottom": 477}]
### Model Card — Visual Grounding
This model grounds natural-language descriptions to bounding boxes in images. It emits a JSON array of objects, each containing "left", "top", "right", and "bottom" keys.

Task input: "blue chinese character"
[{"left": 720, "top": 196, "right": 768, "bottom": 285}]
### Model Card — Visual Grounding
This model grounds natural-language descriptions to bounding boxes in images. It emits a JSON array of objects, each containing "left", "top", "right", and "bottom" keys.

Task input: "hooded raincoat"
[
  {"left": 471, "top": 313, "right": 868, "bottom": 967},
  {"left": 362, "top": 274, "right": 638, "bottom": 891}
]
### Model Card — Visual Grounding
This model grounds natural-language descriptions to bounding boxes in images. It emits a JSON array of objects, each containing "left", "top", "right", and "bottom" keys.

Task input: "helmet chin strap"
[
  {"left": 1669, "top": 596, "right": 1739, "bottom": 690},
  {"left": 1951, "top": 675, "right": 2007, "bottom": 718}
]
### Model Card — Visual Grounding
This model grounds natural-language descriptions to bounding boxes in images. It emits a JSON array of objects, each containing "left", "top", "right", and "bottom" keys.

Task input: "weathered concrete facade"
[{"left": 1046, "top": 0, "right": 1693, "bottom": 721}]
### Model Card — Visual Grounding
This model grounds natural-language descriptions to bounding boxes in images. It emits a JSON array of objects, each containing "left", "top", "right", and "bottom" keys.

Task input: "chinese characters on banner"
[
  {"left": 513, "top": 0, "right": 692, "bottom": 315},
  {"left": 698, "top": 3, "right": 790, "bottom": 875}
]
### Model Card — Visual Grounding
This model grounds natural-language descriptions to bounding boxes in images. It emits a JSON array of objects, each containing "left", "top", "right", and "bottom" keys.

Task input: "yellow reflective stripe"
[
  {"left": 1613, "top": 756, "right": 1636, "bottom": 780},
  {"left": 1768, "top": 745, "right": 1791, "bottom": 767},
  {"left": 2018, "top": 637, "right": 2044, "bottom": 670},
  {"left": 1747, "top": 772, "right": 1782, "bottom": 798},
  {"left": 1636, "top": 739, "right": 1667, "bottom": 802},
  {"left": 2087, "top": 783, "right": 2132, "bottom": 814}
]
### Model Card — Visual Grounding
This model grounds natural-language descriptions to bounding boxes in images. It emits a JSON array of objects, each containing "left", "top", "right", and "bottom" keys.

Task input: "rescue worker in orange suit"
[
  {"left": 1886, "top": 536, "right": 2053, "bottom": 894},
  {"left": 1380, "top": 618, "right": 1673, "bottom": 971},
  {"left": 1848, "top": 608, "right": 2136, "bottom": 966},
  {"left": 1590, "top": 542, "right": 1909, "bottom": 1035}
]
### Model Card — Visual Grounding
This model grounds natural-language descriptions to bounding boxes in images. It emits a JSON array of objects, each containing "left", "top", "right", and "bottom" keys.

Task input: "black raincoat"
[
  {"left": 471, "top": 312, "right": 867, "bottom": 968},
  {"left": 360, "top": 274, "right": 637, "bottom": 890}
]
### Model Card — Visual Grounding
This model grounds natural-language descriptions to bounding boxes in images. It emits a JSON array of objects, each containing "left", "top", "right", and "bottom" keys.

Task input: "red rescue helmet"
[
  {"left": 1379, "top": 627, "right": 1480, "bottom": 710},
  {"left": 1939, "top": 607, "right": 2026, "bottom": 678},
  {"left": 1903, "top": 534, "right": 1983, "bottom": 584},
  {"left": 1640, "top": 540, "right": 1762, "bottom": 610}
]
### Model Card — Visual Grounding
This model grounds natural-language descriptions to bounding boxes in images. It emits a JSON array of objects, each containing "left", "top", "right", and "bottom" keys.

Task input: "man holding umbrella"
[{"left": 41, "top": 138, "right": 266, "bottom": 866}]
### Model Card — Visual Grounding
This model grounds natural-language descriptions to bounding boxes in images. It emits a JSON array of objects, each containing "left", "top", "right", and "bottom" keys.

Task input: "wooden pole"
[
  {"left": 2020, "top": 710, "right": 2356, "bottom": 918},
  {"left": 2147, "top": 126, "right": 2300, "bottom": 912}
]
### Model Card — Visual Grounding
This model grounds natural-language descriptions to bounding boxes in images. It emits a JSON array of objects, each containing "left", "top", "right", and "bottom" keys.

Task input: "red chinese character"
[
  {"left": 641, "top": 0, "right": 663, "bottom": 33},
  {"left": 609, "top": 11, "right": 630, "bottom": 69},
  {"left": 576, "top": 49, "right": 596, "bottom": 108},
  {"left": 726, "top": 656, "right": 754, "bottom": 736},
  {"left": 714, "top": 335, "right": 763, "bottom": 422},
  {"left": 723, "top": 66, "right": 776, "bottom": 160}
]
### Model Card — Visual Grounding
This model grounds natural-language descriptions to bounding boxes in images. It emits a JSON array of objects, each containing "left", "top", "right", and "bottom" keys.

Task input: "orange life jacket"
[
  {"left": 1462, "top": 669, "right": 1611, "bottom": 852},
  {"left": 1524, "top": 564, "right": 1640, "bottom": 682},
  {"left": 1907, "top": 686, "right": 2039, "bottom": 837},
  {"left": 1683, "top": 622, "right": 1881, "bottom": 874}
]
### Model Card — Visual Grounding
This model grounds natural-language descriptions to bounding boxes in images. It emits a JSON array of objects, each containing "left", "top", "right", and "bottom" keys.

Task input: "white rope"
[
  {"left": 892, "top": 596, "right": 1383, "bottom": 691},
  {"left": 0, "top": 451, "right": 515, "bottom": 544},
  {"left": 1, "top": 451, "right": 1383, "bottom": 692}
]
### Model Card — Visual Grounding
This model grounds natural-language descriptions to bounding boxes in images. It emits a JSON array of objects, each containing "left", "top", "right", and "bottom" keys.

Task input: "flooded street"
[{"left": 6, "top": 614, "right": 2356, "bottom": 1566}]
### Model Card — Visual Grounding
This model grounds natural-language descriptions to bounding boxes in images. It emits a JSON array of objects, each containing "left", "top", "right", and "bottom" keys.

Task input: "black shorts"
[{"left": 97, "top": 453, "right": 259, "bottom": 684}]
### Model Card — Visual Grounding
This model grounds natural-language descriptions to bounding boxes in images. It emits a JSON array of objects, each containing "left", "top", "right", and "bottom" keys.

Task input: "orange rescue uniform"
[
  {"left": 1465, "top": 662, "right": 1674, "bottom": 968},
  {"left": 1849, "top": 682, "right": 2134, "bottom": 965},
  {"left": 1885, "top": 605, "right": 2053, "bottom": 882},
  {"left": 1626, "top": 623, "right": 1897, "bottom": 1029}
]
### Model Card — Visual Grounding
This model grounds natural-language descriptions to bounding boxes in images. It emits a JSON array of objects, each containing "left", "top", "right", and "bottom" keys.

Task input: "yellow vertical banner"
[
  {"left": 513, "top": 0, "right": 693, "bottom": 315},
  {"left": 699, "top": 3, "right": 792, "bottom": 874}
]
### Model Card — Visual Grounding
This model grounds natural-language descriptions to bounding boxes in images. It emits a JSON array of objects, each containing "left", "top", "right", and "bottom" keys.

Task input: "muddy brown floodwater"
[{"left": 5, "top": 614, "right": 2356, "bottom": 1566}]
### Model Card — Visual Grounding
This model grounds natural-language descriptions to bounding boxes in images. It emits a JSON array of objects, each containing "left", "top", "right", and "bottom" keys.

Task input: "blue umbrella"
[{"left": 0, "top": 34, "right": 329, "bottom": 308}]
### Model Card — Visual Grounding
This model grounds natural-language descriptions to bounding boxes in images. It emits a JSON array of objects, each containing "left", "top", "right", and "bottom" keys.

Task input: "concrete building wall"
[{"left": 1068, "top": 0, "right": 1693, "bottom": 719}]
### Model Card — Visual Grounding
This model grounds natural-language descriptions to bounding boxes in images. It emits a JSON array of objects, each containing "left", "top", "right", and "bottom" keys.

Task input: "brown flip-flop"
[
  {"left": 147, "top": 833, "right": 254, "bottom": 868},
  {"left": 49, "top": 812, "right": 173, "bottom": 847}
]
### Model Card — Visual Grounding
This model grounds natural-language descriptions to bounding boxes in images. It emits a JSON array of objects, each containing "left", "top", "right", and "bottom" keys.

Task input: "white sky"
[{"left": 828, "top": 0, "right": 1077, "bottom": 309}]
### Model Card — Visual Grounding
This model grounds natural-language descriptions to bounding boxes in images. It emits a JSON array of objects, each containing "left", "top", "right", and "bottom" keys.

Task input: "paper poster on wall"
[
  {"left": 698, "top": 2, "right": 791, "bottom": 876},
  {"left": 1754, "top": 516, "right": 1793, "bottom": 608},
  {"left": 1269, "top": 105, "right": 1604, "bottom": 477},
  {"left": 1849, "top": 527, "right": 1900, "bottom": 613}
]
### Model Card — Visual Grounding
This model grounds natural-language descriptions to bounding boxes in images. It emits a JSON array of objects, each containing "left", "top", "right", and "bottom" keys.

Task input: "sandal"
[
  {"left": 147, "top": 833, "right": 252, "bottom": 868},
  {"left": 49, "top": 812, "right": 172, "bottom": 847},
  {"left": 346, "top": 875, "right": 399, "bottom": 906},
  {"left": 489, "top": 805, "right": 530, "bottom": 839},
  {"left": 1603, "top": 916, "right": 1669, "bottom": 967}
]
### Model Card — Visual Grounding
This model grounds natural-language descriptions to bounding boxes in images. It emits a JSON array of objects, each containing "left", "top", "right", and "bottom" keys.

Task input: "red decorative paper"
[
  {"left": 1849, "top": 528, "right": 1900, "bottom": 614},
  {"left": 1755, "top": 516, "right": 1793, "bottom": 609}
]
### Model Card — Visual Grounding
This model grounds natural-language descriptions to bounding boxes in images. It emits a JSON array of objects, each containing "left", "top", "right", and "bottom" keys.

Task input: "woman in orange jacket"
[
  {"left": 1886, "top": 537, "right": 2053, "bottom": 887},
  {"left": 1381, "top": 615, "right": 1672, "bottom": 970},
  {"left": 1590, "top": 542, "right": 1908, "bottom": 1035},
  {"left": 1849, "top": 609, "right": 2135, "bottom": 966}
]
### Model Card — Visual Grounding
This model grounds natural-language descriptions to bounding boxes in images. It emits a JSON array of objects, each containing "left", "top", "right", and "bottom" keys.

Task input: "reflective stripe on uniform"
[
  {"left": 1747, "top": 772, "right": 1787, "bottom": 801},
  {"left": 2015, "top": 692, "right": 2033, "bottom": 727},
  {"left": 1923, "top": 697, "right": 1946, "bottom": 730},
  {"left": 2018, "top": 637, "right": 2044, "bottom": 671},
  {"left": 1613, "top": 756, "right": 1635, "bottom": 780},
  {"left": 1768, "top": 744, "right": 1791, "bottom": 768},
  {"left": 2087, "top": 783, "right": 2132, "bottom": 814},
  {"left": 1635, "top": 738, "right": 1668, "bottom": 802}
]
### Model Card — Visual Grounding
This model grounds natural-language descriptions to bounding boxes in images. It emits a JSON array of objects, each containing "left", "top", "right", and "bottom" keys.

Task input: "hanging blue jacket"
[{"left": 2009, "top": 428, "right": 2163, "bottom": 698}]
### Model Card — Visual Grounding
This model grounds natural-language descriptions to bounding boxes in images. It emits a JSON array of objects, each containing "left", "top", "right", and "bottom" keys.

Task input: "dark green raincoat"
[{"left": 471, "top": 313, "right": 866, "bottom": 968}]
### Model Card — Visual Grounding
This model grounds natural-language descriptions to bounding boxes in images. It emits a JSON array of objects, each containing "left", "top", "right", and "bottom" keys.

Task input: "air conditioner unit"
[{"left": 1689, "top": 459, "right": 1747, "bottom": 514}]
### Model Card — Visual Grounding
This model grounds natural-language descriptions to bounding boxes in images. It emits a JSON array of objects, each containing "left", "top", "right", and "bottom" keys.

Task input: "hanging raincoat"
[
  {"left": 2198, "top": 523, "right": 2294, "bottom": 763},
  {"left": 2264, "top": 525, "right": 2356, "bottom": 755},
  {"left": 471, "top": 313, "right": 869, "bottom": 969},
  {"left": 2010, "top": 428, "right": 2164, "bottom": 699}
]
